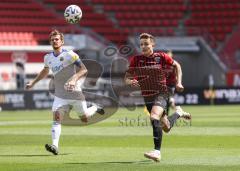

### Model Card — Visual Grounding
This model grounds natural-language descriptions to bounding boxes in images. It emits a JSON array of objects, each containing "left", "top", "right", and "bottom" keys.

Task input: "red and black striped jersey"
[
  {"left": 165, "top": 64, "right": 177, "bottom": 87},
  {"left": 127, "top": 52, "right": 173, "bottom": 96}
]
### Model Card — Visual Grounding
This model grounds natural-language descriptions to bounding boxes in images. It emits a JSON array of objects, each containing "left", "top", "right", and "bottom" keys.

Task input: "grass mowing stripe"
[
  {"left": 0, "top": 147, "right": 239, "bottom": 166},
  {"left": 0, "top": 105, "right": 240, "bottom": 171},
  {"left": 0, "top": 163, "right": 239, "bottom": 171},
  {"left": 1, "top": 126, "right": 240, "bottom": 136},
  {"left": 0, "top": 134, "right": 240, "bottom": 149}
]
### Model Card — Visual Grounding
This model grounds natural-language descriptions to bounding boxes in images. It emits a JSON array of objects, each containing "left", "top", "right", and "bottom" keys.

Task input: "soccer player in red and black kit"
[{"left": 125, "top": 33, "right": 191, "bottom": 162}]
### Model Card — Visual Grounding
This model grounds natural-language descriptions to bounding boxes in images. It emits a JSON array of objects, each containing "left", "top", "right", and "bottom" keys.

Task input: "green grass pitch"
[{"left": 0, "top": 105, "right": 240, "bottom": 171}]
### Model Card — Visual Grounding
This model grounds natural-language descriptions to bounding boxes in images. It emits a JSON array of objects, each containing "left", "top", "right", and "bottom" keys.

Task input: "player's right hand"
[
  {"left": 131, "top": 79, "right": 140, "bottom": 87},
  {"left": 176, "top": 83, "right": 184, "bottom": 92},
  {"left": 64, "top": 82, "right": 75, "bottom": 92},
  {"left": 25, "top": 82, "right": 34, "bottom": 90}
]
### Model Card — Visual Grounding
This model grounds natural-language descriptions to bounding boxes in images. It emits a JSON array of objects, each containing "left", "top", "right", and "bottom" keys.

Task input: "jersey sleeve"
[
  {"left": 69, "top": 50, "right": 80, "bottom": 62},
  {"left": 43, "top": 54, "right": 49, "bottom": 68},
  {"left": 162, "top": 52, "right": 174, "bottom": 65},
  {"left": 68, "top": 50, "right": 81, "bottom": 66}
]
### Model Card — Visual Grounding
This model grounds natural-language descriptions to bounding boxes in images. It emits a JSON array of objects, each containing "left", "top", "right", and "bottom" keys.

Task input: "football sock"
[
  {"left": 81, "top": 101, "right": 97, "bottom": 117},
  {"left": 85, "top": 106, "right": 98, "bottom": 116},
  {"left": 52, "top": 122, "right": 61, "bottom": 148},
  {"left": 167, "top": 113, "right": 180, "bottom": 129},
  {"left": 166, "top": 100, "right": 170, "bottom": 116},
  {"left": 151, "top": 119, "right": 163, "bottom": 151}
]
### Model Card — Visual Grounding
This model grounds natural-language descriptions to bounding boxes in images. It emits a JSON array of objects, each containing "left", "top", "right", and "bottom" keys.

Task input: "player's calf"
[{"left": 160, "top": 115, "right": 171, "bottom": 133}]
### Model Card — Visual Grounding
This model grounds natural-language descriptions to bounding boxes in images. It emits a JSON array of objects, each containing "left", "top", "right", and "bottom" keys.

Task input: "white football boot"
[
  {"left": 144, "top": 150, "right": 161, "bottom": 162},
  {"left": 175, "top": 106, "right": 191, "bottom": 120}
]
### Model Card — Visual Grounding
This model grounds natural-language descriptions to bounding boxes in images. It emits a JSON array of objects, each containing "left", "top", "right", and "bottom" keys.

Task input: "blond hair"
[{"left": 49, "top": 29, "right": 64, "bottom": 42}]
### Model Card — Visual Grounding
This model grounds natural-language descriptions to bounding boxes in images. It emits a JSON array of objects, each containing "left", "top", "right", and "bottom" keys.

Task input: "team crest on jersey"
[
  {"left": 155, "top": 57, "right": 161, "bottom": 64},
  {"left": 60, "top": 57, "right": 64, "bottom": 61}
]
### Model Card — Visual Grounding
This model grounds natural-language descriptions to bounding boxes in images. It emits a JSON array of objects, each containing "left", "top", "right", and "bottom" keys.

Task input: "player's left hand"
[
  {"left": 176, "top": 83, "right": 184, "bottom": 92},
  {"left": 64, "top": 82, "right": 75, "bottom": 92}
]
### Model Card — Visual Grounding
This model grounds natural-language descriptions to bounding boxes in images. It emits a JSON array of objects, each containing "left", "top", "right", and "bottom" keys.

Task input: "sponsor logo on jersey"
[
  {"left": 52, "top": 64, "right": 64, "bottom": 73},
  {"left": 155, "top": 57, "right": 161, "bottom": 64}
]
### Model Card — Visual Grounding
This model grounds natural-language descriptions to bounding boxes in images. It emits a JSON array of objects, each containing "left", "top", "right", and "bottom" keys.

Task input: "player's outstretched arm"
[
  {"left": 172, "top": 60, "right": 184, "bottom": 92},
  {"left": 25, "top": 67, "right": 49, "bottom": 90}
]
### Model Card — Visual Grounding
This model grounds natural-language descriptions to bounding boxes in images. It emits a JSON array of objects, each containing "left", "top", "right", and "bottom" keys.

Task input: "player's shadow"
[
  {"left": 0, "top": 153, "right": 71, "bottom": 157},
  {"left": 66, "top": 160, "right": 152, "bottom": 165}
]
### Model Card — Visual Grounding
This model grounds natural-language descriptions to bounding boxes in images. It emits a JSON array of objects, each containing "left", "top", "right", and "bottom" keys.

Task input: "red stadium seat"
[
  {"left": 185, "top": 0, "right": 240, "bottom": 69},
  {"left": 0, "top": 0, "right": 239, "bottom": 70}
]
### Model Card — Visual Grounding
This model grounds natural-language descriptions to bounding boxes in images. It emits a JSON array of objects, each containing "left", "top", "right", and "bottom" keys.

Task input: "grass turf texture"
[{"left": 0, "top": 105, "right": 240, "bottom": 171}]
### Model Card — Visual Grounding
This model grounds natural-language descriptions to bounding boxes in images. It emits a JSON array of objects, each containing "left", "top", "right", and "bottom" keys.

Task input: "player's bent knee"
[
  {"left": 53, "top": 111, "right": 63, "bottom": 123},
  {"left": 150, "top": 106, "right": 164, "bottom": 120},
  {"left": 53, "top": 106, "right": 69, "bottom": 122},
  {"left": 53, "top": 111, "right": 61, "bottom": 122},
  {"left": 150, "top": 113, "right": 160, "bottom": 120}
]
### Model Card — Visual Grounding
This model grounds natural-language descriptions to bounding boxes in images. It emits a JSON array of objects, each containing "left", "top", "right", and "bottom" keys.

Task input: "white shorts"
[{"left": 52, "top": 96, "right": 87, "bottom": 114}]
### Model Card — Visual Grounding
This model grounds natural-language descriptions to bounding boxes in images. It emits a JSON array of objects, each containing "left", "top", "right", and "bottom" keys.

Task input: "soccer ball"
[{"left": 64, "top": 5, "right": 82, "bottom": 24}]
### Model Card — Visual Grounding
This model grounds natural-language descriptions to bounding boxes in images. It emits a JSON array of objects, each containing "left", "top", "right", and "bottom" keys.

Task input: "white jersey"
[
  {"left": 44, "top": 49, "right": 85, "bottom": 99},
  {"left": 44, "top": 49, "right": 79, "bottom": 76},
  {"left": 44, "top": 50, "right": 98, "bottom": 116}
]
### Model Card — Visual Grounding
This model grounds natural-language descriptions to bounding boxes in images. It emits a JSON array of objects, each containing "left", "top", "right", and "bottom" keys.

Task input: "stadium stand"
[
  {"left": 42, "top": 0, "right": 128, "bottom": 45},
  {"left": 220, "top": 26, "right": 240, "bottom": 70},
  {"left": 185, "top": 1, "right": 239, "bottom": 43},
  {"left": 0, "top": 0, "right": 82, "bottom": 45},
  {"left": 92, "top": 0, "right": 186, "bottom": 36},
  {"left": 185, "top": 0, "right": 240, "bottom": 69},
  {"left": 0, "top": 0, "right": 240, "bottom": 70}
]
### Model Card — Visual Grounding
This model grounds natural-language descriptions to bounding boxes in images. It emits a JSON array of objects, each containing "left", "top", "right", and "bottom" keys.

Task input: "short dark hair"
[
  {"left": 49, "top": 29, "right": 64, "bottom": 42},
  {"left": 139, "top": 33, "right": 155, "bottom": 43}
]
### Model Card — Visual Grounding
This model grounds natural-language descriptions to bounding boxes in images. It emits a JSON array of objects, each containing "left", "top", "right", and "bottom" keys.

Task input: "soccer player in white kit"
[{"left": 26, "top": 30, "right": 104, "bottom": 155}]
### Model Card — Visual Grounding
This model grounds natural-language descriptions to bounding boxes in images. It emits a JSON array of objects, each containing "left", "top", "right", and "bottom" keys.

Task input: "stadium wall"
[
  {"left": 151, "top": 37, "right": 227, "bottom": 87},
  {"left": 0, "top": 87, "right": 240, "bottom": 111}
]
